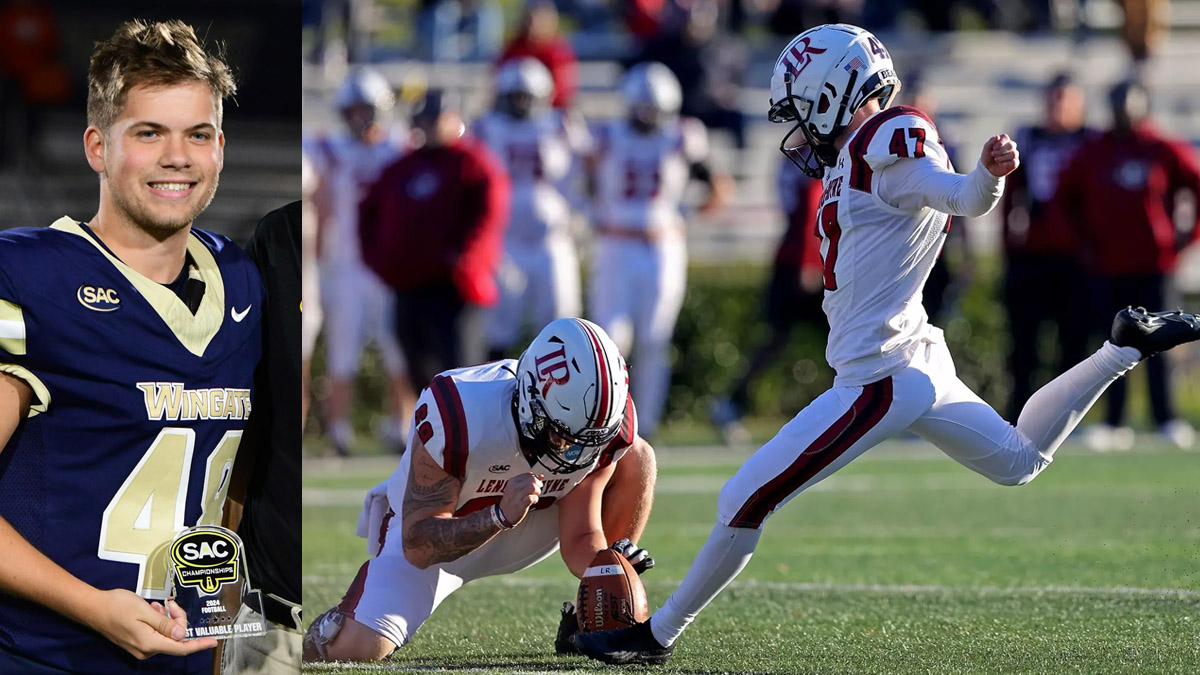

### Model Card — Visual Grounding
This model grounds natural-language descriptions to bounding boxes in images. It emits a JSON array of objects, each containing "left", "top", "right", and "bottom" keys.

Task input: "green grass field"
[{"left": 303, "top": 440, "right": 1200, "bottom": 674}]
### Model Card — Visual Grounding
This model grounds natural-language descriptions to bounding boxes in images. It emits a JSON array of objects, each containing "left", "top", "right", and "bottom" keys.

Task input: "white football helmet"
[
  {"left": 495, "top": 57, "right": 554, "bottom": 119},
  {"left": 336, "top": 67, "right": 395, "bottom": 112},
  {"left": 515, "top": 318, "right": 630, "bottom": 474},
  {"left": 769, "top": 24, "right": 901, "bottom": 178},
  {"left": 622, "top": 62, "right": 682, "bottom": 131},
  {"left": 336, "top": 68, "right": 395, "bottom": 137}
]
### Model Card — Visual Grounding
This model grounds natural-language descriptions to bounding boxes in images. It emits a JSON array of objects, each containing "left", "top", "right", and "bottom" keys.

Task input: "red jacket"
[
  {"left": 1053, "top": 123, "right": 1200, "bottom": 276},
  {"left": 359, "top": 136, "right": 510, "bottom": 305},
  {"left": 497, "top": 36, "right": 577, "bottom": 109}
]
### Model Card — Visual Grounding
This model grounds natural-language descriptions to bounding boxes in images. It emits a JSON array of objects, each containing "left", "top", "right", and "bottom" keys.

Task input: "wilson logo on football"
[
  {"left": 76, "top": 285, "right": 121, "bottom": 312},
  {"left": 170, "top": 530, "right": 240, "bottom": 594}
]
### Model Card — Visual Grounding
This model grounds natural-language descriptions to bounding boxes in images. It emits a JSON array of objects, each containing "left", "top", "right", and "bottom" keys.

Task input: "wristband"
[{"left": 492, "top": 503, "right": 515, "bottom": 530}]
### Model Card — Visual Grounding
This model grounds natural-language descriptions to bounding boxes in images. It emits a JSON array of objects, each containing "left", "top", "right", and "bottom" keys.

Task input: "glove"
[
  {"left": 355, "top": 481, "right": 391, "bottom": 556},
  {"left": 610, "top": 538, "right": 654, "bottom": 575},
  {"left": 554, "top": 601, "right": 578, "bottom": 655}
]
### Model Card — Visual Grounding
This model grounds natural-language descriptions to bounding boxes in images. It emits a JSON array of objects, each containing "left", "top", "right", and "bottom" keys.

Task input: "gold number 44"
[{"left": 97, "top": 428, "right": 243, "bottom": 598}]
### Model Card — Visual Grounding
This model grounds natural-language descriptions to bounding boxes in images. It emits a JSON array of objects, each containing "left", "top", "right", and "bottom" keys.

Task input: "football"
[{"left": 575, "top": 548, "right": 649, "bottom": 632}]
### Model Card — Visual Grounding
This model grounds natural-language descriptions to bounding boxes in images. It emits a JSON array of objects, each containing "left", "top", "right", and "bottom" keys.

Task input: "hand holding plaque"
[{"left": 167, "top": 526, "right": 267, "bottom": 640}]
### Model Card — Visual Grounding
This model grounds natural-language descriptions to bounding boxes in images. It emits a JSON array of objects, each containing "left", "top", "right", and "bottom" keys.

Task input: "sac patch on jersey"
[{"left": 0, "top": 219, "right": 263, "bottom": 673}]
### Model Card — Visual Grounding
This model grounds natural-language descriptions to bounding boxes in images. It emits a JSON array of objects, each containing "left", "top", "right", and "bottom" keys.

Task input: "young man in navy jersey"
[{"left": 0, "top": 19, "right": 262, "bottom": 674}]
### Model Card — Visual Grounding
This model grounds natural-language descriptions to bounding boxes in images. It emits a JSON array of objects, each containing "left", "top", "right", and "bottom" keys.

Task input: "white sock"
[
  {"left": 649, "top": 523, "right": 762, "bottom": 647},
  {"left": 1016, "top": 341, "right": 1140, "bottom": 458}
]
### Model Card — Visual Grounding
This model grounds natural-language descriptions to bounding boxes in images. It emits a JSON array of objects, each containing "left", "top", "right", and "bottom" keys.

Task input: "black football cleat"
[
  {"left": 1110, "top": 307, "right": 1200, "bottom": 359},
  {"left": 554, "top": 602, "right": 579, "bottom": 655},
  {"left": 571, "top": 620, "right": 675, "bottom": 665}
]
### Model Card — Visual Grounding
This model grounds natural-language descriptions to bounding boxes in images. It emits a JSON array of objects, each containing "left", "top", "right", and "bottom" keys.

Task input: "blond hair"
[{"left": 87, "top": 19, "right": 236, "bottom": 132}]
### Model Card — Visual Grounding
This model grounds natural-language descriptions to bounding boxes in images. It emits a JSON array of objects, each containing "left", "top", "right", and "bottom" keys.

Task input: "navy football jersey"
[{"left": 0, "top": 218, "right": 263, "bottom": 674}]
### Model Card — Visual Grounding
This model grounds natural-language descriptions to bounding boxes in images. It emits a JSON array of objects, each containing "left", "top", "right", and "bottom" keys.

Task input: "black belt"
[{"left": 260, "top": 592, "right": 302, "bottom": 631}]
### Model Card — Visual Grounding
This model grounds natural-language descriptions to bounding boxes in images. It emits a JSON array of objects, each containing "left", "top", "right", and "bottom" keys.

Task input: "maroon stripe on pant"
[
  {"left": 337, "top": 560, "right": 372, "bottom": 620},
  {"left": 729, "top": 377, "right": 893, "bottom": 529},
  {"left": 377, "top": 507, "right": 394, "bottom": 554},
  {"left": 430, "top": 375, "right": 469, "bottom": 479}
]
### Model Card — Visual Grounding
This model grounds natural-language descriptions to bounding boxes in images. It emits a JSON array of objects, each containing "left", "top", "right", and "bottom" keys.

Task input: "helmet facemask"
[
  {"left": 770, "top": 68, "right": 861, "bottom": 179},
  {"left": 500, "top": 91, "right": 536, "bottom": 120},
  {"left": 517, "top": 373, "right": 620, "bottom": 474}
]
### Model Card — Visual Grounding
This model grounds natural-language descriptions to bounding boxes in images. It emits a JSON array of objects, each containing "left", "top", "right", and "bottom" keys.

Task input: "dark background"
[{"left": 0, "top": 0, "right": 300, "bottom": 244}]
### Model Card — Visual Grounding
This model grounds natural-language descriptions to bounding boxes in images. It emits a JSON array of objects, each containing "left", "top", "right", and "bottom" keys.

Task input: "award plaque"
[{"left": 167, "top": 526, "right": 267, "bottom": 640}]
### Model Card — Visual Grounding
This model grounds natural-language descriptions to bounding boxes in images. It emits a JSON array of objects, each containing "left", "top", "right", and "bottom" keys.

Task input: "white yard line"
[
  {"left": 303, "top": 666, "right": 570, "bottom": 673},
  {"left": 302, "top": 573, "right": 1200, "bottom": 598}
]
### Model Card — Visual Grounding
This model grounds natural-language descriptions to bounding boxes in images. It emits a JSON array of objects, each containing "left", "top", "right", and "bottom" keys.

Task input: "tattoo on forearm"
[
  {"left": 404, "top": 510, "right": 501, "bottom": 565},
  {"left": 402, "top": 451, "right": 501, "bottom": 566}
]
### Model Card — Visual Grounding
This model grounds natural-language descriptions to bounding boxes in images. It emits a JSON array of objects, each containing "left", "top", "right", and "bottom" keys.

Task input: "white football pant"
[
  {"left": 485, "top": 236, "right": 581, "bottom": 351},
  {"left": 318, "top": 258, "right": 407, "bottom": 378},
  {"left": 588, "top": 234, "right": 687, "bottom": 439}
]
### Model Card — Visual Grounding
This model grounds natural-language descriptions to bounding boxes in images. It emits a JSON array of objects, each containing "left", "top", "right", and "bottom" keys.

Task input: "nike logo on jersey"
[
  {"left": 76, "top": 285, "right": 121, "bottom": 312},
  {"left": 231, "top": 305, "right": 251, "bottom": 322}
]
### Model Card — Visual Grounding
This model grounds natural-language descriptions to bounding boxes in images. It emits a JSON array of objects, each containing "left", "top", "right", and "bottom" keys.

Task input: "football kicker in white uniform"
[
  {"left": 589, "top": 62, "right": 730, "bottom": 440},
  {"left": 474, "top": 58, "right": 592, "bottom": 359},
  {"left": 303, "top": 318, "right": 659, "bottom": 662},
  {"left": 572, "top": 24, "right": 1200, "bottom": 665},
  {"left": 306, "top": 67, "right": 415, "bottom": 454}
]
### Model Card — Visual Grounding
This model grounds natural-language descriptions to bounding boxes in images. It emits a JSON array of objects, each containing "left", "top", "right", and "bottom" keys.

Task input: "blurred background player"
[
  {"left": 474, "top": 58, "right": 591, "bottom": 360},
  {"left": 307, "top": 67, "right": 416, "bottom": 456},
  {"left": 588, "top": 62, "right": 732, "bottom": 441},
  {"left": 302, "top": 150, "right": 321, "bottom": 423},
  {"left": 709, "top": 157, "right": 824, "bottom": 445},
  {"left": 1000, "top": 72, "right": 1093, "bottom": 422},
  {"left": 359, "top": 89, "right": 510, "bottom": 389},
  {"left": 1053, "top": 79, "right": 1200, "bottom": 450}
]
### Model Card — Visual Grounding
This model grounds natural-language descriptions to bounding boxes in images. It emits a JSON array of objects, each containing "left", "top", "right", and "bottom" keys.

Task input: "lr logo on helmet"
[{"left": 535, "top": 345, "right": 570, "bottom": 396}]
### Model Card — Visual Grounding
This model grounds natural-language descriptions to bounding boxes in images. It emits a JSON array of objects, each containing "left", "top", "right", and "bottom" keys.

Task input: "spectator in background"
[
  {"left": 769, "top": 0, "right": 863, "bottom": 37},
  {"left": 624, "top": 0, "right": 669, "bottom": 40},
  {"left": 1000, "top": 73, "right": 1092, "bottom": 422},
  {"left": 0, "top": 0, "right": 69, "bottom": 169},
  {"left": 1120, "top": 0, "right": 1167, "bottom": 71},
  {"left": 497, "top": 1, "right": 578, "bottom": 109},
  {"left": 360, "top": 90, "right": 510, "bottom": 388},
  {"left": 418, "top": 0, "right": 504, "bottom": 62},
  {"left": 710, "top": 159, "right": 826, "bottom": 445},
  {"left": 306, "top": 69, "right": 416, "bottom": 456},
  {"left": 1053, "top": 80, "right": 1200, "bottom": 450},
  {"left": 627, "top": 0, "right": 748, "bottom": 150}
]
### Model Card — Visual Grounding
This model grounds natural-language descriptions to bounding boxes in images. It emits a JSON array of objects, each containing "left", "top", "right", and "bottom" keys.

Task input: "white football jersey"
[
  {"left": 592, "top": 117, "right": 708, "bottom": 232},
  {"left": 817, "top": 106, "right": 953, "bottom": 386},
  {"left": 304, "top": 131, "right": 404, "bottom": 264},
  {"left": 473, "top": 110, "right": 592, "bottom": 242},
  {"left": 386, "top": 360, "right": 637, "bottom": 568}
]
